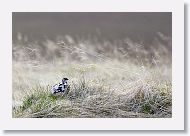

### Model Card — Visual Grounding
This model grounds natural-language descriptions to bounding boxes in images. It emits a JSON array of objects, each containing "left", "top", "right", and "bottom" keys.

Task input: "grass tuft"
[{"left": 13, "top": 79, "right": 172, "bottom": 118}]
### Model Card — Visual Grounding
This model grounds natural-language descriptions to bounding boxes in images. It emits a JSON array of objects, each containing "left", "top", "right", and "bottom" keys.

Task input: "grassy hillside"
[
  {"left": 13, "top": 62, "right": 172, "bottom": 118},
  {"left": 12, "top": 34, "right": 172, "bottom": 118}
]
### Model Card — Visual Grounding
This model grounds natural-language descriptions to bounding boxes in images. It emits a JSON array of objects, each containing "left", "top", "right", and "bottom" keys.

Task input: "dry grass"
[{"left": 12, "top": 34, "right": 172, "bottom": 118}]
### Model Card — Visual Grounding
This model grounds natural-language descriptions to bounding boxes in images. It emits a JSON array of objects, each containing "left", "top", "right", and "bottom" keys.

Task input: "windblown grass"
[
  {"left": 12, "top": 61, "right": 172, "bottom": 118},
  {"left": 12, "top": 34, "right": 172, "bottom": 118}
]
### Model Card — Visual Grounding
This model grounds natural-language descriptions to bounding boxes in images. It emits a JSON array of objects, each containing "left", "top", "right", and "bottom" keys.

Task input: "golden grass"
[
  {"left": 12, "top": 35, "right": 172, "bottom": 118},
  {"left": 12, "top": 60, "right": 171, "bottom": 118}
]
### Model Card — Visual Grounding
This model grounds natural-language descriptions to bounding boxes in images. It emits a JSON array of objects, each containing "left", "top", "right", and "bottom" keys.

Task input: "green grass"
[{"left": 13, "top": 76, "right": 172, "bottom": 118}]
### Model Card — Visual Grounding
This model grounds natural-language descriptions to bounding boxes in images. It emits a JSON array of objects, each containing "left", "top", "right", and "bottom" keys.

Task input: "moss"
[{"left": 141, "top": 104, "right": 153, "bottom": 114}]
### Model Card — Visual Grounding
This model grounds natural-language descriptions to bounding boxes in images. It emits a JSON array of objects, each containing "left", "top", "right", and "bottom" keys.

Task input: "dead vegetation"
[{"left": 12, "top": 33, "right": 172, "bottom": 118}]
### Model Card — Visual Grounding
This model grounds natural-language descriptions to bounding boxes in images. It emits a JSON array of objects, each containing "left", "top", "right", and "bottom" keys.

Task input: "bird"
[{"left": 51, "top": 78, "right": 70, "bottom": 95}]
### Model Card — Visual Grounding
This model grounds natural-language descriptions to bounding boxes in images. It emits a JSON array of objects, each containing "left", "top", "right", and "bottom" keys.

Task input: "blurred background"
[
  {"left": 13, "top": 12, "right": 171, "bottom": 43},
  {"left": 12, "top": 12, "right": 172, "bottom": 64}
]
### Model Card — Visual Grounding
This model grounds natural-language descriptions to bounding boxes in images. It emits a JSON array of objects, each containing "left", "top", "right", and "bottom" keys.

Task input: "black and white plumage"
[{"left": 51, "top": 78, "right": 70, "bottom": 94}]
